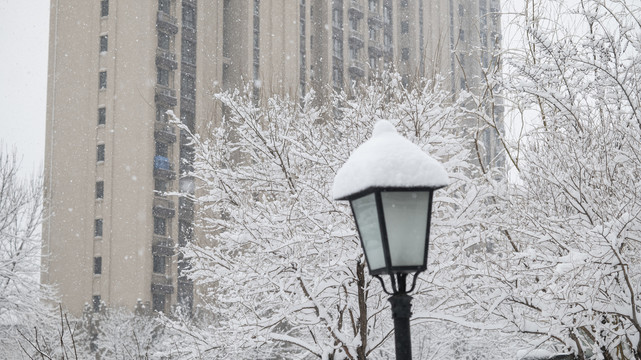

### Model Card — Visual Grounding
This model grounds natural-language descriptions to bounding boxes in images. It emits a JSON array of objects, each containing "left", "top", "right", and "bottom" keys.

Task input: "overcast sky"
[{"left": 0, "top": 0, "right": 50, "bottom": 177}]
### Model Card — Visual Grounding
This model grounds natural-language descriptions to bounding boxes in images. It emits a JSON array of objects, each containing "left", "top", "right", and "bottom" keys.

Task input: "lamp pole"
[{"left": 389, "top": 286, "right": 413, "bottom": 359}]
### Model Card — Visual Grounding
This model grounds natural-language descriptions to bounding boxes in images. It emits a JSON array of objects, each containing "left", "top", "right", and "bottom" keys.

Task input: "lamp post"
[{"left": 333, "top": 120, "right": 448, "bottom": 360}]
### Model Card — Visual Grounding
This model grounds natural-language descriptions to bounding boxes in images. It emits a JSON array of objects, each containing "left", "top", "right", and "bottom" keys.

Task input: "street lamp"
[{"left": 333, "top": 120, "right": 448, "bottom": 360}]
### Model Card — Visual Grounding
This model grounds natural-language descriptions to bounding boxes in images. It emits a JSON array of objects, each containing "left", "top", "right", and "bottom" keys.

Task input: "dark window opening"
[
  {"left": 96, "top": 144, "right": 105, "bottom": 162},
  {"left": 156, "top": 106, "right": 168, "bottom": 122},
  {"left": 154, "top": 216, "right": 166, "bottom": 236},
  {"left": 100, "top": 35, "right": 108, "bottom": 52},
  {"left": 100, "top": 0, "right": 109, "bottom": 17},
  {"left": 157, "top": 67, "right": 170, "bottom": 86},
  {"left": 182, "top": 39, "right": 196, "bottom": 65},
  {"left": 94, "top": 257, "right": 102, "bottom": 274},
  {"left": 401, "top": 21, "right": 409, "bottom": 34},
  {"left": 94, "top": 219, "right": 103, "bottom": 237},
  {"left": 96, "top": 181, "right": 104, "bottom": 199},
  {"left": 402, "top": 48, "right": 410, "bottom": 61},
  {"left": 152, "top": 293, "right": 165, "bottom": 312},
  {"left": 158, "top": 32, "right": 170, "bottom": 50},
  {"left": 153, "top": 255, "right": 166, "bottom": 274},
  {"left": 99, "top": 71, "right": 107, "bottom": 89},
  {"left": 98, "top": 107, "right": 106, "bottom": 125},
  {"left": 155, "top": 179, "right": 169, "bottom": 193},
  {"left": 155, "top": 141, "right": 168, "bottom": 158},
  {"left": 183, "top": 5, "right": 196, "bottom": 29},
  {"left": 158, "top": 0, "right": 171, "bottom": 14},
  {"left": 93, "top": 295, "right": 101, "bottom": 312},
  {"left": 178, "top": 220, "right": 193, "bottom": 246}
]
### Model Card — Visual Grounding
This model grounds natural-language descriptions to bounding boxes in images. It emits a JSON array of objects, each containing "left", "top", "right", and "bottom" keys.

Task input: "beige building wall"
[{"left": 44, "top": 0, "right": 501, "bottom": 317}]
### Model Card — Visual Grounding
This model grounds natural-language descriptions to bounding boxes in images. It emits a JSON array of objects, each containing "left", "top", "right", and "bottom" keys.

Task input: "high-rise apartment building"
[{"left": 43, "top": 0, "right": 501, "bottom": 316}]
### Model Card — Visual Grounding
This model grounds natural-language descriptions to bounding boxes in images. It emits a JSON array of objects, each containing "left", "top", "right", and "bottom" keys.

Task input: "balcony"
[
  {"left": 349, "top": 59, "right": 365, "bottom": 77},
  {"left": 384, "top": 44, "right": 394, "bottom": 57},
  {"left": 368, "top": 13, "right": 383, "bottom": 27},
  {"left": 349, "top": 2, "right": 364, "bottom": 18},
  {"left": 154, "top": 121, "right": 177, "bottom": 143},
  {"left": 155, "top": 48, "right": 177, "bottom": 70},
  {"left": 179, "top": 197, "right": 195, "bottom": 221},
  {"left": 154, "top": 156, "right": 176, "bottom": 180},
  {"left": 156, "top": 11, "right": 178, "bottom": 34},
  {"left": 349, "top": 31, "right": 364, "bottom": 47},
  {"left": 155, "top": 85, "right": 177, "bottom": 107},
  {"left": 368, "top": 40, "right": 384, "bottom": 56},
  {"left": 153, "top": 236, "right": 175, "bottom": 256},
  {"left": 151, "top": 274, "right": 174, "bottom": 295},
  {"left": 153, "top": 197, "right": 175, "bottom": 218}
]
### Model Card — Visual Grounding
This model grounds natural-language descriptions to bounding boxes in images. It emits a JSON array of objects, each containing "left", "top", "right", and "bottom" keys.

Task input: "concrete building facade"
[{"left": 43, "top": 0, "right": 501, "bottom": 316}]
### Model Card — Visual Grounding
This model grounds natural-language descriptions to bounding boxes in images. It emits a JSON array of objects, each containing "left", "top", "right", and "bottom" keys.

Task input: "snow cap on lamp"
[{"left": 333, "top": 120, "right": 449, "bottom": 200}]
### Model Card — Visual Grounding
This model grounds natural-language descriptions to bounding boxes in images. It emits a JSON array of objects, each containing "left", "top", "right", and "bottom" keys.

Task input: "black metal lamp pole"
[
  {"left": 389, "top": 293, "right": 412, "bottom": 360},
  {"left": 376, "top": 272, "right": 419, "bottom": 360}
]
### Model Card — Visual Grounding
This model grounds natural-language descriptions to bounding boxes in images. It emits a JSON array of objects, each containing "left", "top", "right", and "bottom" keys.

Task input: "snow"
[{"left": 333, "top": 120, "right": 449, "bottom": 200}]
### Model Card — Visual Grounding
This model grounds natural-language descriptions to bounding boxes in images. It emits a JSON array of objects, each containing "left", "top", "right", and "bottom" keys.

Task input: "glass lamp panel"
[
  {"left": 381, "top": 191, "right": 430, "bottom": 267},
  {"left": 351, "top": 193, "right": 386, "bottom": 272}
]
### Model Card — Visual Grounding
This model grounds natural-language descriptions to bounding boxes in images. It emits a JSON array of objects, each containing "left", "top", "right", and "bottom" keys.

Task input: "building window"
[
  {"left": 332, "top": 67, "right": 342, "bottom": 88},
  {"left": 94, "top": 219, "right": 103, "bottom": 237},
  {"left": 155, "top": 179, "right": 169, "bottom": 194},
  {"left": 154, "top": 216, "right": 166, "bottom": 236},
  {"left": 93, "top": 295, "right": 101, "bottom": 312},
  {"left": 152, "top": 293, "right": 165, "bottom": 312},
  {"left": 153, "top": 255, "right": 166, "bottom": 274},
  {"left": 182, "top": 39, "right": 196, "bottom": 65},
  {"left": 182, "top": 5, "right": 196, "bottom": 29},
  {"left": 369, "top": 26, "right": 377, "bottom": 41},
  {"left": 333, "top": 37, "right": 343, "bottom": 59},
  {"left": 181, "top": 111, "right": 195, "bottom": 132},
  {"left": 350, "top": 46, "right": 359, "bottom": 60},
  {"left": 96, "top": 144, "right": 105, "bottom": 162},
  {"left": 350, "top": 16, "right": 359, "bottom": 31},
  {"left": 156, "top": 106, "right": 168, "bottom": 122},
  {"left": 96, "top": 181, "right": 104, "bottom": 199},
  {"left": 401, "top": 21, "right": 409, "bottom": 34},
  {"left": 158, "top": 0, "right": 171, "bottom": 14},
  {"left": 369, "top": 55, "right": 377, "bottom": 69},
  {"left": 98, "top": 107, "right": 106, "bottom": 125},
  {"left": 384, "top": 32, "right": 392, "bottom": 47},
  {"left": 332, "top": 8, "right": 342, "bottom": 28},
  {"left": 368, "top": 0, "right": 378, "bottom": 12},
  {"left": 181, "top": 74, "right": 195, "bottom": 99},
  {"left": 155, "top": 141, "right": 168, "bottom": 157},
  {"left": 94, "top": 257, "right": 102, "bottom": 274},
  {"left": 99, "top": 71, "right": 107, "bottom": 89},
  {"left": 158, "top": 32, "right": 170, "bottom": 50},
  {"left": 157, "top": 67, "right": 170, "bottom": 86},
  {"left": 179, "top": 220, "right": 193, "bottom": 246},
  {"left": 100, "top": 0, "right": 109, "bottom": 17},
  {"left": 99, "top": 35, "right": 108, "bottom": 52},
  {"left": 383, "top": 6, "right": 392, "bottom": 24},
  {"left": 401, "top": 48, "right": 409, "bottom": 60}
]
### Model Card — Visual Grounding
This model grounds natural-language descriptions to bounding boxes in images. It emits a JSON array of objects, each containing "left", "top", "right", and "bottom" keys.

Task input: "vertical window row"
[
  {"left": 253, "top": 0, "right": 260, "bottom": 101},
  {"left": 299, "top": 0, "right": 306, "bottom": 95},
  {"left": 94, "top": 0, "right": 109, "bottom": 309}
]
